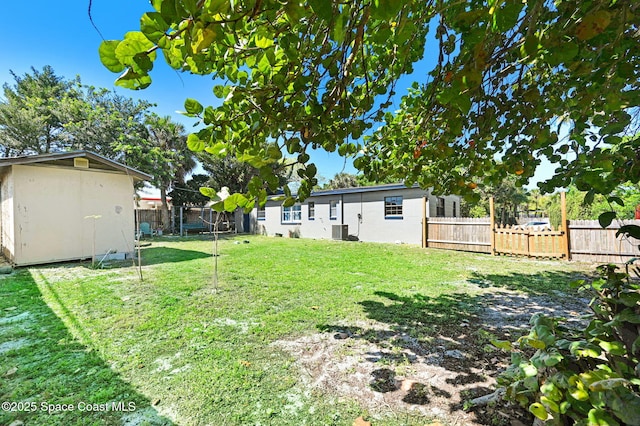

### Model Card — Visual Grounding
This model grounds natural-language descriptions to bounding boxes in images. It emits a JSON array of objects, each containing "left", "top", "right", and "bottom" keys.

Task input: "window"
[
  {"left": 452, "top": 201, "right": 457, "bottom": 218},
  {"left": 384, "top": 196, "right": 403, "bottom": 218},
  {"left": 436, "top": 197, "right": 445, "bottom": 217},
  {"left": 330, "top": 200, "right": 338, "bottom": 220},
  {"left": 308, "top": 202, "right": 315, "bottom": 220},
  {"left": 282, "top": 205, "right": 302, "bottom": 223},
  {"left": 257, "top": 205, "right": 266, "bottom": 220}
]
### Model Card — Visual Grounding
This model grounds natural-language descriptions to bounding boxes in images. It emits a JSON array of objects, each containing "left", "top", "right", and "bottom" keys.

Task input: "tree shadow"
[
  {"left": 140, "top": 246, "right": 212, "bottom": 266},
  {"left": 467, "top": 269, "right": 591, "bottom": 296},
  {"left": 315, "top": 270, "right": 592, "bottom": 421},
  {"left": 75, "top": 245, "right": 214, "bottom": 270},
  {"left": 0, "top": 270, "right": 174, "bottom": 425}
]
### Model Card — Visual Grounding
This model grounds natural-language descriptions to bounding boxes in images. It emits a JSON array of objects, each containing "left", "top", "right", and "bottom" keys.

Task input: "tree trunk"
[{"left": 160, "top": 186, "right": 171, "bottom": 232}]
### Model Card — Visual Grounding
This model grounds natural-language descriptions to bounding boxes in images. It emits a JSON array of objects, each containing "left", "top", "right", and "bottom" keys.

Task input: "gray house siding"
[{"left": 247, "top": 185, "right": 460, "bottom": 245}]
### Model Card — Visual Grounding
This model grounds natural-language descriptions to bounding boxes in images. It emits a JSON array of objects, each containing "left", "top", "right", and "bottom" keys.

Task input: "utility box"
[{"left": 332, "top": 224, "right": 348, "bottom": 240}]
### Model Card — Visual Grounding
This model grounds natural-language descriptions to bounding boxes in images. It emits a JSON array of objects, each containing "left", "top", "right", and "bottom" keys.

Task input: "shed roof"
[{"left": 0, "top": 150, "right": 152, "bottom": 181}]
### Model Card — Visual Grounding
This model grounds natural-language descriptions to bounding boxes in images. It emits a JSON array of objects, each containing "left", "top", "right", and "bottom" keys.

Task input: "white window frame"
[
  {"left": 436, "top": 197, "right": 445, "bottom": 217},
  {"left": 329, "top": 200, "right": 338, "bottom": 220},
  {"left": 384, "top": 196, "right": 403, "bottom": 218},
  {"left": 257, "top": 204, "right": 266, "bottom": 220},
  {"left": 308, "top": 202, "right": 315, "bottom": 220},
  {"left": 282, "top": 204, "right": 302, "bottom": 223}
]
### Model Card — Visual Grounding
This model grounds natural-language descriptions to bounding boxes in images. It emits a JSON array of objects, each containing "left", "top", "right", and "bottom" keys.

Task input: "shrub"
[{"left": 494, "top": 262, "right": 640, "bottom": 425}]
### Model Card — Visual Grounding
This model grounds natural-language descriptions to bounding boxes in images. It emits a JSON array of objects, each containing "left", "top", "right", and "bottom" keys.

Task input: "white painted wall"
[
  {"left": 341, "top": 189, "right": 428, "bottom": 244},
  {"left": 0, "top": 169, "right": 15, "bottom": 260},
  {"left": 7, "top": 164, "right": 136, "bottom": 266},
  {"left": 250, "top": 187, "right": 460, "bottom": 245}
]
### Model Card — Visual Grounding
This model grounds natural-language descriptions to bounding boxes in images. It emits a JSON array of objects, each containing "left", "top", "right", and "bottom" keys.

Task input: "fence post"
[
  {"left": 561, "top": 191, "right": 570, "bottom": 260},
  {"left": 489, "top": 196, "right": 496, "bottom": 255},
  {"left": 422, "top": 196, "right": 428, "bottom": 248},
  {"left": 179, "top": 206, "right": 184, "bottom": 237}
]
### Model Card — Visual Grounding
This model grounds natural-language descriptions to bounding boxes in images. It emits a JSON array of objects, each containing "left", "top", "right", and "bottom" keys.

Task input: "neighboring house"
[
  {"left": 138, "top": 196, "right": 173, "bottom": 210},
  {"left": 237, "top": 184, "right": 460, "bottom": 245},
  {"left": 0, "top": 151, "right": 151, "bottom": 266}
]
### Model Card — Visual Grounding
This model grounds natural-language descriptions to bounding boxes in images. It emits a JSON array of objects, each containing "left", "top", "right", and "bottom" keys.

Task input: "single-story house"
[
  {"left": 236, "top": 183, "right": 460, "bottom": 245},
  {"left": 0, "top": 151, "right": 151, "bottom": 266},
  {"left": 138, "top": 196, "right": 172, "bottom": 209}
]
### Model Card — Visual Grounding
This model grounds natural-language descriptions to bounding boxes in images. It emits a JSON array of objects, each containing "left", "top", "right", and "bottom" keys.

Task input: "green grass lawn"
[{"left": 0, "top": 236, "right": 591, "bottom": 425}]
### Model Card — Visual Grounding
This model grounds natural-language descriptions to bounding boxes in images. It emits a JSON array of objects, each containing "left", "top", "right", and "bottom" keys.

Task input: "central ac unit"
[{"left": 332, "top": 224, "right": 348, "bottom": 240}]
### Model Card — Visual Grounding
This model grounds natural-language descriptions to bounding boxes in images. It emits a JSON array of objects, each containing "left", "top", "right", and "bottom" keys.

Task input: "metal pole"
[
  {"left": 561, "top": 191, "right": 570, "bottom": 260},
  {"left": 171, "top": 206, "right": 175, "bottom": 234},
  {"left": 489, "top": 197, "right": 496, "bottom": 255},
  {"left": 179, "top": 207, "right": 184, "bottom": 236},
  {"left": 422, "top": 196, "right": 427, "bottom": 248}
]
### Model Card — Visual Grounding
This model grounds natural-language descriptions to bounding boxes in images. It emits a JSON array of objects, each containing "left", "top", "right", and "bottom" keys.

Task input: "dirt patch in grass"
[{"left": 273, "top": 286, "right": 590, "bottom": 425}]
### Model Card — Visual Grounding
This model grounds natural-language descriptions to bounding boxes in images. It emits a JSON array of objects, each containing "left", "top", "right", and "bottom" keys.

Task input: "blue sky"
[
  {"left": 1, "top": 1, "right": 216, "bottom": 127},
  {"left": 1, "top": 0, "right": 365, "bottom": 181},
  {"left": 1, "top": 1, "right": 551, "bottom": 188}
]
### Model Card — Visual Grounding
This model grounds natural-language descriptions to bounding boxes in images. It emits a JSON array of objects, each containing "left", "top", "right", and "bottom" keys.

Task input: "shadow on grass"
[
  {"left": 467, "top": 269, "right": 590, "bottom": 296},
  {"left": 316, "top": 270, "right": 592, "bottom": 421},
  {"left": 0, "top": 270, "right": 174, "bottom": 426},
  {"left": 140, "top": 246, "right": 212, "bottom": 266}
]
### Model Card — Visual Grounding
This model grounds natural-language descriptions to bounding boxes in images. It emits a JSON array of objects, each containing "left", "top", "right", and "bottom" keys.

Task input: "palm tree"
[
  {"left": 326, "top": 172, "right": 359, "bottom": 189},
  {"left": 144, "top": 114, "right": 195, "bottom": 231}
]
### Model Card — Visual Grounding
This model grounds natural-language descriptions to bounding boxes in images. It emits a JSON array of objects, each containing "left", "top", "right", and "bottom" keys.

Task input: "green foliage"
[
  {"left": 355, "top": 173, "right": 396, "bottom": 187},
  {"left": 546, "top": 186, "right": 609, "bottom": 228},
  {"left": 467, "top": 204, "right": 488, "bottom": 218},
  {"left": 197, "top": 152, "right": 288, "bottom": 197},
  {"left": 545, "top": 185, "right": 640, "bottom": 228},
  {"left": 495, "top": 262, "right": 640, "bottom": 425},
  {"left": 0, "top": 66, "right": 81, "bottom": 155},
  {"left": 168, "top": 174, "right": 211, "bottom": 206},
  {"left": 102, "top": 1, "right": 639, "bottom": 212},
  {"left": 360, "top": 0, "right": 640, "bottom": 202},
  {"left": 121, "top": 113, "right": 194, "bottom": 229},
  {"left": 458, "top": 173, "right": 532, "bottom": 222},
  {"left": 99, "top": 0, "right": 431, "bottom": 210},
  {"left": 325, "top": 172, "right": 360, "bottom": 189},
  {"left": 0, "top": 66, "right": 153, "bottom": 160}
]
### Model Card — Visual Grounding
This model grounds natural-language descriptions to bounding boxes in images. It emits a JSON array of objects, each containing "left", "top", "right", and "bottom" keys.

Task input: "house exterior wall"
[
  {"left": 0, "top": 169, "right": 15, "bottom": 261},
  {"left": 249, "top": 187, "right": 460, "bottom": 245},
  {"left": 8, "top": 164, "right": 136, "bottom": 266},
  {"left": 427, "top": 195, "right": 460, "bottom": 218}
]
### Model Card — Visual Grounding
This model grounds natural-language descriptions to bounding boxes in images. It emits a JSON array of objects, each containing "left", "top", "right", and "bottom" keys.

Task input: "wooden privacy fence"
[
  {"left": 423, "top": 194, "right": 640, "bottom": 262},
  {"left": 568, "top": 219, "right": 640, "bottom": 263},
  {"left": 423, "top": 194, "right": 570, "bottom": 259},
  {"left": 135, "top": 206, "right": 236, "bottom": 235},
  {"left": 135, "top": 209, "right": 163, "bottom": 231},
  {"left": 423, "top": 219, "right": 569, "bottom": 259},
  {"left": 422, "top": 217, "right": 492, "bottom": 253}
]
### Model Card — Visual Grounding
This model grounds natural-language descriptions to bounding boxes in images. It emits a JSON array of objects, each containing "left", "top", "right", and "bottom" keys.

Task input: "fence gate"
[
  {"left": 489, "top": 194, "right": 570, "bottom": 259},
  {"left": 493, "top": 225, "right": 567, "bottom": 259}
]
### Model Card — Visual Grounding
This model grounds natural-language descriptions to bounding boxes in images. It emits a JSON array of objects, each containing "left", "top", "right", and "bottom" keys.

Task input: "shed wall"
[
  {"left": 11, "top": 164, "right": 136, "bottom": 266},
  {"left": 0, "top": 169, "right": 15, "bottom": 261}
]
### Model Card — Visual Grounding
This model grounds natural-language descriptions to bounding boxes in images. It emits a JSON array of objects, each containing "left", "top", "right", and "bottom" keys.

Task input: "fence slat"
[
  {"left": 426, "top": 217, "right": 492, "bottom": 253},
  {"left": 424, "top": 217, "right": 639, "bottom": 263}
]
